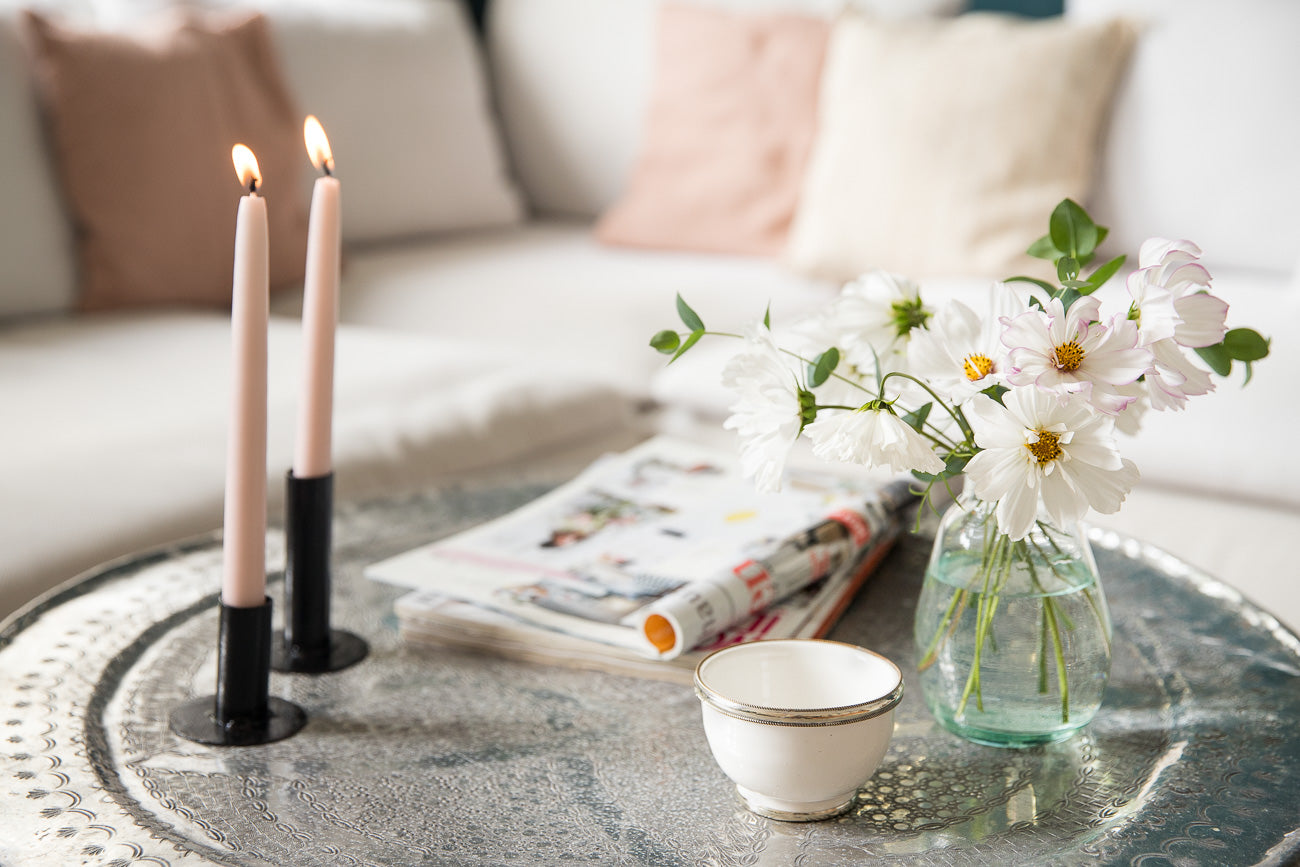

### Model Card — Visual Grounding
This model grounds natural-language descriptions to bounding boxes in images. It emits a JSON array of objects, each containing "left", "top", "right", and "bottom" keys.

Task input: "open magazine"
[{"left": 366, "top": 436, "right": 913, "bottom": 683}]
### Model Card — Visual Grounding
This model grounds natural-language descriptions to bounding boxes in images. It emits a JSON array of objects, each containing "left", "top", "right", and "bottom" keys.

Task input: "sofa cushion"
[
  {"left": 785, "top": 12, "right": 1135, "bottom": 281},
  {"left": 0, "top": 311, "right": 635, "bottom": 617},
  {"left": 594, "top": 3, "right": 829, "bottom": 257},
  {"left": 23, "top": 9, "right": 309, "bottom": 310},
  {"left": 488, "top": 0, "right": 967, "bottom": 219},
  {"left": 254, "top": 0, "right": 525, "bottom": 244},
  {"left": 1067, "top": 0, "right": 1300, "bottom": 272},
  {"left": 0, "top": 13, "right": 78, "bottom": 319}
]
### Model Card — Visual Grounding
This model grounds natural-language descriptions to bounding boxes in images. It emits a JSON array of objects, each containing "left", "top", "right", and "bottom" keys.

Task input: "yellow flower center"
[
  {"left": 962, "top": 354, "right": 994, "bottom": 382},
  {"left": 1025, "top": 430, "right": 1063, "bottom": 464},
  {"left": 1053, "top": 341, "right": 1085, "bottom": 372}
]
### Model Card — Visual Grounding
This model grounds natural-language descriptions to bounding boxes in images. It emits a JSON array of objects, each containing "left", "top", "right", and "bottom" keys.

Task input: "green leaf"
[
  {"left": 676, "top": 294, "right": 704, "bottom": 332},
  {"left": 669, "top": 329, "right": 704, "bottom": 363},
  {"left": 1048, "top": 199, "right": 1098, "bottom": 258},
  {"left": 1094, "top": 225, "right": 1109, "bottom": 248},
  {"left": 649, "top": 330, "right": 680, "bottom": 354},
  {"left": 1006, "top": 276, "right": 1057, "bottom": 295},
  {"left": 763, "top": 303, "right": 772, "bottom": 331},
  {"left": 1242, "top": 360, "right": 1254, "bottom": 386},
  {"left": 1056, "top": 256, "right": 1081, "bottom": 284},
  {"left": 1056, "top": 287, "right": 1083, "bottom": 313},
  {"left": 1223, "top": 328, "right": 1271, "bottom": 362},
  {"left": 901, "top": 401, "right": 933, "bottom": 433},
  {"left": 1026, "top": 234, "right": 1060, "bottom": 261},
  {"left": 1081, "top": 254, "right": 1126, "bottom": 295},
  {"left": 911, "top": 452, "right": 971, "bottom": 484},
  {"left": 980, "top": 383, "right": 1009, "bottom": 404},
  {"left": 1195, "top": 343, "right": 1232, "bottom": 377},
  {"left": 807, "top": 347, "right": 840, "bottom": 388}
]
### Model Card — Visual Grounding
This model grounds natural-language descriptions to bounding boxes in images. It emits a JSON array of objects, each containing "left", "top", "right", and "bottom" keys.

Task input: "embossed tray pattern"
[{"left": 2, "top": 483, "right": 1298, "bottom": 866}]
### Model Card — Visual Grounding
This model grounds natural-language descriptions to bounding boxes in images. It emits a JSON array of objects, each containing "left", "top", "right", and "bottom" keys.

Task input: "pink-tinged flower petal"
[
  {"left": 1139, "top": 237, "right": 1202, "bottom": 269},
  {"left": 1172, "top": 293, "right": 1229, "bottom": 348}
]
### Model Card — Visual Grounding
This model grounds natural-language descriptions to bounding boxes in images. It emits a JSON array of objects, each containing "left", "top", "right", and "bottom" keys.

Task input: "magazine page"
[{"left": 368, "top": 436, "right": 883, "bottom": 656}]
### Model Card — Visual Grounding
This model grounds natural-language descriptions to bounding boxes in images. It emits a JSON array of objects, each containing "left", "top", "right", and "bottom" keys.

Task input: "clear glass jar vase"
[{"left": 913, "top": 496, "right": 1112, "bottom": 748}]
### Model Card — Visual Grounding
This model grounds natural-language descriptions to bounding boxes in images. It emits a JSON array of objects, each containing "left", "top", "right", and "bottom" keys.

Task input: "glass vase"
[{"left": 913, "top": 496, "right": 1111, "bottom": 748}]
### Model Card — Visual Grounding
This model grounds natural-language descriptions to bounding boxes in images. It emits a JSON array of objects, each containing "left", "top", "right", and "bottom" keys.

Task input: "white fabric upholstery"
[
  {"left": 1067, "top": 0, "right": 1300, "bottom": 271},
  {"left": 0, "top": 312, "right": 633, "bottom": 616},
  {"left": 273, "top": 220, "right": 838, "bottom": 396},
  {"left": 487, "top": 0, "right": 966, "bottom": 218},
  {"left": 0, "top": 12, "right": 79, "bottom": 318}
]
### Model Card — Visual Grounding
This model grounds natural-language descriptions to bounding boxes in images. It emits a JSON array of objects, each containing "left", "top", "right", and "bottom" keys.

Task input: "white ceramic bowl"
[{"left": 693, "top": 639, "right": 903, "bottom": 821}]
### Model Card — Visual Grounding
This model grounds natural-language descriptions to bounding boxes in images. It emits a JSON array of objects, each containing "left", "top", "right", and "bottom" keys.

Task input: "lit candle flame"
[
  {"left": 231, "top": 144, "right": 261, "bottom": 194},
  {"left": 303, "top": 115, "right": 334, "bottom": 175}
]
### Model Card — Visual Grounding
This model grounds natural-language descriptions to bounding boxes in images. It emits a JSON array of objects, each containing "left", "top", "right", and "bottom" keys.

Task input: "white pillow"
[
  {"left": 488, "top": 0, "right": 967, "bottom": 219},
  {"left": 0, "top": 12, "right": 78, "bottom": 318},
  {"left": 92, "top": 0, "right": 525, "bottom": 245},
  {"left": 1067, "top": 0, "right": 1300, "bottom": 272},
  {"left": 786, "top": 12, "right": 1135, "bottom": 281}
]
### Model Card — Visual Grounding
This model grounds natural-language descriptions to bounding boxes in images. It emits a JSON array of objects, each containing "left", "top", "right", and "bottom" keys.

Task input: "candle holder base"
[
  {"left": 168, "top": 598, "right": 307, "bottom": 747},
  {"left": 271, "top": 628, "right": 368, "bottom": 673},
  {"left": 169, "top": 695, "right": 307, "bottom": 746}
]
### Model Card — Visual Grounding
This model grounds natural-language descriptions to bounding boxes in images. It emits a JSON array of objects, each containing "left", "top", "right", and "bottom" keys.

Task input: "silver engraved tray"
[{"left": 2, "top": 481, "right": 1299, "bottom": 866}]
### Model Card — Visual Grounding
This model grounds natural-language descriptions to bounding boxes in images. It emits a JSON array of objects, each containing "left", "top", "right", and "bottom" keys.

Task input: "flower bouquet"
[{"left": 652, "top": 199, "right": 1270, "bottom": 747}]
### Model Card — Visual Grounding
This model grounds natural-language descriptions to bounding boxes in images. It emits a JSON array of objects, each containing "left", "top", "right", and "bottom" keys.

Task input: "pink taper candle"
[
  {"left": 293, "top": 115, "right": 340, "bottom": 479},
  {"left": 224, "top": 144, "right": 270, "bottom": 609}
]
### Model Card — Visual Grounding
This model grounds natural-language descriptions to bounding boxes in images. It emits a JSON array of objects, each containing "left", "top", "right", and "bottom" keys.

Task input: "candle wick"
[
  {"left": 322, "top": 162, "right": 334, "bottom": 178},
  {"left": 248, "top": 179, "right": 258, "bottom": 195}
]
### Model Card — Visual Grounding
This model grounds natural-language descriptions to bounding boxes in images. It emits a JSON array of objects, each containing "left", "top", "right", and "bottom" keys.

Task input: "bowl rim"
[{"left": 692, "top": 639, "right": 904, "bottom": 728}]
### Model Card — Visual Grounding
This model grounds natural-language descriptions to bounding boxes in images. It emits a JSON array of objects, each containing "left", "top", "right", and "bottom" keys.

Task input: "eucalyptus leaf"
[
  {"left": 676, "top": 294, "right": 705, "bottom": 332},
  {"left": 1048, "top": 199, "right": 1098, "bottom": 258},
  {"left": 808, "top": 347, "right": 840, "bottom": 388},
  {"left": 1057, "top": 287, "right": 1083, "bottom": 313},
  {"left": 1195, "top": 343, "right": 1232, "bottom": 377},
  {"left": 1026, "top": 234, "right": 1060, "bottom": 261},
  {"left": 669, "top": 329, "right": 704, "bottom": 363},
  {"left": 649, "top": 330, "right": 680, "bottom": 354},
  {"left": 1056, "top": 256, "right": 1081, "bottom": 284},
  {"left": 1223, "top": 328, "right": 1270, "bottom": 362}
]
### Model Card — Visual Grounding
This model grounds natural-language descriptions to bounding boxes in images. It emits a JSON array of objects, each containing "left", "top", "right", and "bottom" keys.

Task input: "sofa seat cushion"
[
  {"left": 0, "top": 311, "right": 634, "bottom": 617},
  {"left": 293, "top": 220, "right": 838, "bottom": 396}
]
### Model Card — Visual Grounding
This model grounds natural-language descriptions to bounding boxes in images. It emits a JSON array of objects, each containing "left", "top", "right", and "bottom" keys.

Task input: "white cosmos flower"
[
  {"left": 1128, "top": 237, "right": 1228, "bottom": 349},
  {"left": 1124, "top": 237, "right": 1222, "bottom": 411},
  {"left": 1003, "top": 296, "right": 1151, "bottom": 414},
  {"left": 907, "top": 282, "right": 1023, "bottom": 405},
  {"left": 805, "top": 407, "right": 945, "bottom": 475},
  {"left": 721, "top": 322, "right": 804, "bottom": 492},
  {"left": 963, "top": 388, "right": 1139, "bottom": 541},
  {"left": 817, "top": 271, "right": 931, "bottom": 378}
]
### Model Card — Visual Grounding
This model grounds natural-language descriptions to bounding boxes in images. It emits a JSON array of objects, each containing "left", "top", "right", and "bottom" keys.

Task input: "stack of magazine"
[{"left": 366, "top": 436, "right": 913, "bottom": 684}]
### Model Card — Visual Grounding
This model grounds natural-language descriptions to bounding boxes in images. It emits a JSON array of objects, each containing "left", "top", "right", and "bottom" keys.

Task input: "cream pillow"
[{"left": 787, "top": 12, "right": 1135, "bottom": 281}]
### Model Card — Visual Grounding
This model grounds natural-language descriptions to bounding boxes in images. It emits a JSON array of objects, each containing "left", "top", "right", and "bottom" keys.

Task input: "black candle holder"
[
  {"left": 170, "top": 598, "right": 308, "bottom": 746},
  {"left": 271, "top": 471, "right": 368, "bottom": 673}
]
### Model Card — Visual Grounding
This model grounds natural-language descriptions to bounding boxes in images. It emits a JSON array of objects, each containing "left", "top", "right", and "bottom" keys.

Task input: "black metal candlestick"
[
  {"left": 271, "top": 471, "right": 368, "bottom": 673},
  {"left": 170, "top": 598, "right": 308, "bottom": 745}
]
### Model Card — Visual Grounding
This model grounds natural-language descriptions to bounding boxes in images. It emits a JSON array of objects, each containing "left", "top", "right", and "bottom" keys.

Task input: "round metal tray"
[{"left": 2, "top": 482, "right": 1298, "bottom": 866}]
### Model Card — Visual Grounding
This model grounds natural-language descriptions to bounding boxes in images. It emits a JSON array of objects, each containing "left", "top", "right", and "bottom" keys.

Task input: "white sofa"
[{"left": 1, "top": 0, "right": 1297, "bottom": 636}]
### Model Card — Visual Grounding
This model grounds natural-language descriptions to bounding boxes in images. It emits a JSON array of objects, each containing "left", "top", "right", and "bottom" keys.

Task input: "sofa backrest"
[
  {"left": 486, "top": 0, "right": 965, "bottom": 220},
  {"left": 1067, "top": 0, "right": 1300, "bottom": 272}
]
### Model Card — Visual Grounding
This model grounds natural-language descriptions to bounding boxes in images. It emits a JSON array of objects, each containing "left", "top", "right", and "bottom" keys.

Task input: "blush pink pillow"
[{"left": 595, "top": 4, "right": 829, "bottom": 258}]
